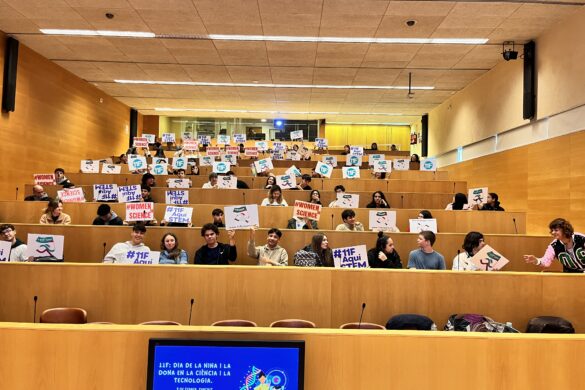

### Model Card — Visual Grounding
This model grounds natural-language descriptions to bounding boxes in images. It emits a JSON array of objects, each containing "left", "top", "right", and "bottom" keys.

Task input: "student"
[
  {"left": 370, "top": 142, "right": 378, "bottom": 151},
  {"left": 0, "top": 224, "right": 28, "bottom": 262},
  {"left": 309, "top": 190, "right": 322, "bottom": 205},
  {"left": 212, "top": 208, "right": 225, "bottom": 228},
  {"left": 159, "top": 233, "right": 188, "bottom": 264},
  {"left": 367, "top": 231, "right": 402, "bottom": 269},
  {"left": 141, "top": 185, "right": 155, "bottom": 203},
  {"left": 103, "top": 224, "right": 150, "bottom": 263},
  {"left": 166, "top": 169, "right": 192, "bottom": 187},
  {"left": 328, "top": 185, "right": 346, "bottom": 207},
  {"left": 202, "top": 172, "right": 219, "bottom": 189},
  {"left": 292, "top": 174, "right": 312, "bottom": 191},
  {"left": 194, "top": 223, "right": 237, "bottom": 265},
  {"left": 39, "top": 199, "right": 71, "bottom": 225},
  {"left": 336, "top": 209, "right": 365, "bottom": 231},
  {"left": 390, "top": 144, "right": 398, "bottom": 151},
  {"left": 341, "top": 145, "right": 351, "bottom": 155},
  {"left": 225, "top": 170, "right": 249, "bottom": 189},
  {"left": 407, "top": 231, "right": 446, "bottom": 270},
  {"left": 247, "top": 227, "right": 288, "bottom": 266},
  {"left": 418, "top": 210, "right": 433, "bottom": 219},
  {"left": 373, "top": 171, "right": 386, "bottom": 179},
  {"left": 286, "top": 216, "right": 318, "bottom": 230},
  {"left": 476, "top": 192, "right": 505, "bottom": 211},
  {"left": 141, "top": 173, "right": 156, "bottom": 188},
  {"left": 261, "top": 185, "right": 288, "bottom": 206},
  {"left": 366, "top": 191, "right": 390, "bottom": 208},
  {"left": 54, "top": 168, "right": 75, "bottom": 188},
  {"left": 524, "top": 218, "right": 585, "bottom": 273},
  {"left": 24, "top": 185, "right": 51, "bottom": 202},
  {"left": 452, "top": 232, "right": 485, "bottom": 271},
  {"left": 445, "top": 193, "right": 470, "bottom": 210},
  {"left": 92, "top": 204, "right": 123, "bottom": 226},
  {"left": 265, "top": 175, "right": 276, "bottom": 189},
  {"left": 294, "top": 234, "right": 334, "bottom": 267},
  {"left": 410, "top": 154, "right": 420, "bottom": 162}
]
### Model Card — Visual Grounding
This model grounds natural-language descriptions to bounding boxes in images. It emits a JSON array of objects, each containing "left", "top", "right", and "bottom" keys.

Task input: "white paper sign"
[
  {"left": 34, "top": 174, "right": 56, "bottom": 186},
  {"left": 420, "top": 158, "right": 437, "bottom": 171},
  {"left": 234, "top": 133, "right": 246, "bottom": 143},
  {"left": 24, "top": 234, "right": 64, "bottom": 260},
  {"left": 182, "top": 132, "right": 193, "bottom": 140},
  {"left": 118, "top": 185, "right": 142, "bottom": 203},
  {"left": 374, "top": 160, "right": 391, "bottom": 173},
  {"left": 333, "top": 245, "right": 368, "bottom": 268},
  {"left": 322, "top": 155, "right": 337, "bottom": 167},
  {"left": 254, "top": 158, "right": 274, "bottom": 174},
  {"left": 393, "top": 159, "right": 409, "bottom": 171},
  {"left": 225, "top": 204, "right": 260, "bottom": 229},
  {"left": 225, "top": 146, "right": 239, "bottom": 155},
  {"left": 128, "top": 155, "right": 147, "bottom": 172},
  {"left": 336, "top": 193, "right": 359, "bottom": 208},
  {"left": 199, "top": 156, "right": 214, "bottom": 166},
  {"left": 218, "top": 176, "right": 237, "bottom": 189},
  {"left": 255, "top": 141, "right": 268, "bottom": 151},
  {"left": 245, "top": 147, "right": 259, "bottom": 157},
  {"left": 221, "top": 154, "right": 237, "bottom": 166},
  {"left": 133, "top": 137, "right": 149, "bottom": 148},
  {"left": 342, "top": 166, "right": 360, "bottom": 179},
  {"left": 125, "top": 202, "right": 155, "bottom": 221},
  {"left": 409, "top": 218, "right": 438, "bottom": 233},
  {"left": 198, "top": 135, "right": 211, "bottom": 145},
  {"left": 276, "top": 174, "right": 296, "bottom": 190},
  {"left": 101, "top": 164, "right": 121, "bottom": 174},
  {"left": 151, "top": 163, "right": 167, "bottom": 175},
  {"left": 272, "top": 151, "right": 284, "bottom": 160},
  {"left": 315, "top": 138, "right": 328, "bottom": 148},
  {"left": 167, "top": 179, "right": 191, "bottom": 189},
  {"left": 369, "top": 210, "right": 397, "bottom": 231},
  {"left": 165, "top": 190, "right": 189, "bottom": 205},
  {"left": 273, "top": 142, "right": 285, "bottom": 151},
  {"left": 80, "top": 160, "right": 100, "bottom": 173},
  {"left": 470, "top": 245, "right": 510, "bottom": 271},
  {"left": 285, "top": 165, "right": 302, "bottom": 178},
  {"left": 118, "top": 248, "right": 159, "bottom": 265},
  {"left": 172, "top": 157, "right": 188, "bottom": 170},
  {"left": 162, "top": 133, "right": 176, "bottom": 143},
  {"left": 217, "top": 134, "right": 230, "bottom": 145},
  {"left": 153, "top": 157, "right": 168, "bottom": 165},
  {"left": 183, "top": 140, "right": 199, "bottom": 151},
  {"left": 350, "top": 146, "right": 364, "bottom": 156},
  {"left": 144, "top": 134, "right": 156, "bottom": 143},
  {"left": 293, "top": 200, "right": 322, "bottom": 221},
  {"left": 0, "top": 241, "right": 12, "bottom": 262},
  {"left": 468, "top": 187, "right": 489, "bottom": 205},
  {"left": 93, "top": 184, "right": 118, "bottom": 202},
  {"left": 368, "top": 154, "right": 384, "bottom": 166},
  {"left": 164, "top": 206, "right": 193, "bottom": 224},
  {"left": 57, "top": 187, "right": 86, "bottom": 203},
  {"left": 290, "top": 130, "right": 303, "bottom": 140},
  {"left": 213, "top": 161, "right": 230, "bottom": 174},
  {"left": 346, "top": 154, "right": 362, "bottom": 167},
  {"left": 315, "top": 161, "right": 333, "bottom": 178}
]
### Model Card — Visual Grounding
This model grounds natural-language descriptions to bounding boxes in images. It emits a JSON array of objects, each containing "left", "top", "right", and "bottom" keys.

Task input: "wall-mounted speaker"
[
  {"left": 421, "top": 114, "right": 428, "bottom": 157},
  {"left": 523, "top": 41, "right": 536, "bottom": 120},
  {"left": 2, "top": 37, "right": 19, "bottom": 112},
  {"left": 129, "top": 108, "right": 138, "bottom": 147}
]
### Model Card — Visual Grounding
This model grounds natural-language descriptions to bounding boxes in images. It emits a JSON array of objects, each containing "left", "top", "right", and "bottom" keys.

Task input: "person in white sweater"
[{"left": 103, "top": 225, "right": 151, "bottom": 264}]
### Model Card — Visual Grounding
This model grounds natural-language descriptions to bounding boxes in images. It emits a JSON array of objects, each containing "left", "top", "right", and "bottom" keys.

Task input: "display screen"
[{"left": 147, "top": 339, "right": 305, "bottom": 390}]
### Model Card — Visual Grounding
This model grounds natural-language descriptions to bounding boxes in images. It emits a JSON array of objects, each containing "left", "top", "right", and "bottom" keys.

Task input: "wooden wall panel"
[{"left": 0, "top": 34, "right": 130, "bottom": 201}]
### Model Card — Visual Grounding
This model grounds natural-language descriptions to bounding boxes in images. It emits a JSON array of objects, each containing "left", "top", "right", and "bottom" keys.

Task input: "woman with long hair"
[
  {"left": 445, "top": 193, "right": 470, "bottom": 210},
  {"left": 309, "top": 190, "right": 322, "bottom": 205},
  {"left": 261, "top": 185, "right": 288, "bottom": 206},
  {"left": 39, "top": 199, "right": 71, "bottom": 225},
  {"left": 367, "top": 231, "right": 402, "bottom": 268},
  {"left": 366, "top": 191, "right": 390, "bottom": 208},
  {"left": 159, "top": 233, "right": 188, "bottom": 264}
]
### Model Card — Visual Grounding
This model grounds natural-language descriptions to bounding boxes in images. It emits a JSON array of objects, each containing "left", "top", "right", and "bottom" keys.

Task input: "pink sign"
[
  {"left": 34, "top": 174, "right": 56, "bottom": 186},
  {"left": 206, "top": 147, "right": 221, "bottom": 156}
]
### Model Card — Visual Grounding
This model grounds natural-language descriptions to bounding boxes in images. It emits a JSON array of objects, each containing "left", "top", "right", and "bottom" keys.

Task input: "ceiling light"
[
  {"left": 328, "top": 122, "right": 411, "bottom": 125},
  {"left": 206, "top": 34, "right": 488, "bottom": 45},
  {"left": 40, "top": 29, "right": 155, "bottom": 38},
  {"left": 153, "top": 108, "right": 405, "bottom": 116},
  {"left": 114, "top": 79, "right": 434, "bottom": 90}
]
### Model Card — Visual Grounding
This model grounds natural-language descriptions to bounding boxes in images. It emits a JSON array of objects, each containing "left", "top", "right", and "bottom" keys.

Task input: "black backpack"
[
  {"left": 526, "top": 316, "right": 575, "bottom": 333},
  {"left": 386, "top": 314, "right": 436, "bottom": 330}
]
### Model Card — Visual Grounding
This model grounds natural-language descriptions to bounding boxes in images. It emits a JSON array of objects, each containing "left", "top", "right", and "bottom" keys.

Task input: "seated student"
[
  {"left": 341, "top": 144, "right": 351, "bottom": 155},
  {"left": 212, "top": 208, "right": 225, "bottom": 228},
  {"left": 367, "top": 231, "right": 402, "bottom": 269},
  {"left": 39, "top": 199, "right": 71, "bottom": 225},
  {"left": 153, "top": 141, "right": 166, "bottom": 158},
  {"left": 311, "top": 168, "right": 323, "bottom": 179},
  {"left": 264, "top": 174, "right": 276, "bottom": 189},
  {"left": 287, "top": 216, "right": 318, "bottom": 230},
  {"left": 261, "top": 185, "right": 288, "bottom": 206},
  {"left": 309, "top": 190, "right": 322, "bottom": 205},
  {"left": 141, "top": 173, "right": 156, "bottom": 188},
  {"left": 187, "top": 160, "right": 200, "bottom": 176},
  {"left": 291, "top": 174, "right": 312, "bottom": 191},
  {"left": 166, "top": 169, "right": 192, "bottom": 188},
  {"left": 24, "top": 185, "right": 51, "bottom": 202},
  {"left": 373, "top": 171, "right": 386, "bottom": 180},
  {"left": 476, "top": 192, "right": 505, "bottom": 211},
  {"left": 390, "top": 144, "right": 398, "bottom": 151},
  {"left": 225, "top": 170, "right": 250, "bottom": 189},
  {"left": 366, "top": 191, "right": 390, "bottom": 208},
  {"left": 328, "top": 185, "right": 346, "bottom": 207},
  {"left": 93, "top": 204, "right": 123, "bottom": 226},
  {"left": 336, "top": 209, "right": 365, "bottom": 231},
  {"left": 54, "top": 168, "right": 74, "bottom": 188},
  {"left": 141, "top": 185, "right": 155, "bottom": 203},
  {"left": 445, "top": 193, "right": 470, "bottom": 210},
  {"left": 0, "top": 224, "right": 28, "bottom": 262},
  {"left": 370, "top": 142, "right": 378, "bottom": 151},
  {"left": 407, "top": 230, "right": 445, "bottom": 270},
  {"left": 159, "top": 233, "right": 188, "bottom": 264},
  {"left": 194, "top": 223, "right": 237, "bottom": 265},
  {"left": 418, "top": 210, "right": 433, "bottom": 219},
  {"left": 118, "top": 154, "right": 128, "bottom": 164},
  {"left": 103, "top": 224, "right": 150, "bottom": 263},
  {"left": 202, "top": 172, "right": 219, "bottom": 189},
  {"left": 452, "top": 231, "right": 485, "bottom": 271},
  {"left": 247, "top": 227, "right": 288, "bottom": 266},
  {"left": 294, "top": 233, "right": 334, "bottom": 267}
]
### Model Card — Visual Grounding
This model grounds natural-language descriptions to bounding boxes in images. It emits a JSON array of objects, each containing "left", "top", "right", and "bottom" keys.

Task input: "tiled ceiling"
[{"left": 0, "top": 0, "right": 583, "bottom": 123}]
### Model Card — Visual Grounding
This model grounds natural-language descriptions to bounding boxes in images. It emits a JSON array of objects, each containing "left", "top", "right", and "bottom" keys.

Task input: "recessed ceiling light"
[{"left": 40, "top": 29, "right": 155, "bottom": 38}]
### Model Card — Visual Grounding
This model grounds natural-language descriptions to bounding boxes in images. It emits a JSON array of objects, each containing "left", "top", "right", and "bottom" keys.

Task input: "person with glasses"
[{"left": 0, "top": 224, "right": 28, "bottom": 262}]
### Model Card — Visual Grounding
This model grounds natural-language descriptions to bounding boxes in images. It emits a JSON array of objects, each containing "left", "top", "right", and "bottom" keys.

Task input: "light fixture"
[
  {"left": 115, "top": 79, "right": 434, "bottom": 90},
  {"left": 153, "top": 108, "right": 405, "bottom": 116},
  {"left": 502, "top": 41, "right": 518, "bottom": 61},
  {"left": 206, "top": 34, "right": 487, "bottom": 45},
  {"left": 328, "top": 122, "right": 412, "bottom": 125},
  {"left": 261, "top": 119, "right": 267, "bottom": 122},
  {"left": 40, "top": 29, "right": 155, "bottom": 38}
]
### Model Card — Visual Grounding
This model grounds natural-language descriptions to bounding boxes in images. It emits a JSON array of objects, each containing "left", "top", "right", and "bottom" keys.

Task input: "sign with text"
[
  {"left": 217, "top": 134, "right": 230, "bottom": 145},
  {"left": 0, "top": 241, "right": 12, "bottom": 262},
  {"left": 125, "top": 202, "right": 154, "bottom": 221},
  {"left": 162, "top": 133, "right": 176, "bottom": 143},
  {"left": 143, "top": 134, "right": 156, "bottom": 144},
  {"left": 225, "top": 204, "right": 260, "bottom": 230},
  {"left": 206, "top": 147, "right": 221, "bottom": 156},
  {"left": 254, "top": 158, "right": 274, "bottom": 174},
  {"left": 468, "top": 187, "right": 488, "bottom": 206},
  {"left": 80, "top": 160, "right": 100, "bottom": 173},
  {"left": 164, "top": 206, "right": 193, "bottom": 224},
  {"left": 368, "top": 154, "right": 384, "bottom": 166},
  {"left": 293, "top": 200, "right": 322, "bottom": 221},
  {"left": 315, "top": 161, "right": 333, "bottom": 178},
  {"left": 420, "top": 158, "right": 437, "bottom": 171},
  {"left": 333, "top": 245, "right": 368, "bottom": 268},
  {"left": 183, "top": 140, "right": 199, "bottom": 151},
  {"left": 221, "top": 154, "right": 237, "bottom": 166},
  {"left": 218, "top": 176, "right": 237, "bottom": 189},
  {"left": 34, "top": 174, "right": 56, "bottom": 186},
  {"left": 181, "top": 132, "right": 193, "bottom": 140},
  {"left": 273, "top": 142, "right": 285, "bottom": 151},
  {"left": 128, "top": 155, "right": 147, "bottom": 172},
  {"left": 285, "top": 165, "right": 302, "bottom": 178},
  {"left": 24, "top": 234, "right": 64, "bottom": 260},
  {"left": 153, "top": 157, "right": 168, "bottom": 165},
  {"left": 212, "top": 161, "right": 230, "bottom": 174},
  {"left": 290, "top": 130, "right": 303, "bottom": 140},
  {"left": 172, "top": 157, "right": 188, "bottom": 170},
  {"left": 167, "top": 178, "right": 191, "bottom": 189},
  {"left": 199, "top": 155, "right": 214, "bottom": 166},
  {"left": 101, "top": 164, "right": 121, "bottom": 174},
  {"left": 369, "top": 210, "right": 397, "bottom": 231},
  {"left": 245, "top": 147, "right": 258, "bottom": 157},
  {"left": 57, "top": 187, "right": 86, "bottom": 203},
  {"left": 233, "top": 133, "right": 246, "bottom": 143},
  {"left": 409, "top": 218, "right": 438, "bottom": 233},
  {"left": 393, "top": 158, "right": 409, "bottom": 171},
  {"left": 165, "top": 190, "right": 189, "bottom": 205},
  {"left": 276, "top": 174, "right": 296, "bottom": 190},
  {"left": 255, "top": 141, "right": 268, "bottom": 151},
  {"left": 133, "top": 137, "right": 149, "bottom": 148},
  {"left": 470, "top": 245, "right": 510, "bottom": 271},
  {"left": 272, "top": 151, "right": 284, "bottom": 160},
  {"left": 336, "top": 193, "right": 359, "bottom": 208},
  {"left": 225, "top": 146, "right": 239, "bottom": 154},
  {"left": 118, "top": 248, "right": 159, "bottom": 265},
  {"left": 315, "top": 138, "right": 328, "bottom": 148},
  {"left": 151, "top": 163, "right": 167, "bottom": 175},
  {"left": 287, "top": 150, "right": 300, "bottom": 161},
  {"left": 118, "top": 185, "right": 142, "bottom": 203},
  {"left": 342, "top": 166, "right": 360, "bottom": 179},
  {"left": 93, "top": 184, "right": 118, "bottom": 202},
  {"left": 374, "top": 160, "right": 391, "bottom": 173},
  {"left": 198, "top": 135, "right": 211, "bottom": 145},
  {"left": 350, "top": 146, "right": 364, "bottom": 156},
  {"left": 322, "top": 155, "right": 337, "bottom": 167},
  {"left": 346, "top": 154, "right": 362, "bottom": 167}
]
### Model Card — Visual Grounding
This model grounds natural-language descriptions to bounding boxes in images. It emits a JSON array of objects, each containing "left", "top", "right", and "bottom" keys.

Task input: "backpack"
[
  {"left": 526, "top": 316, "right": 575, "bottom": 333},
  {"left": 444, "top": 314, "right": 519, "bottom": 333},
  {"left": 386, "top": 314, "right": 437, "bottom": 331},
  {"left": 293, "top": 249, "right": 318, "bottom": 267}
]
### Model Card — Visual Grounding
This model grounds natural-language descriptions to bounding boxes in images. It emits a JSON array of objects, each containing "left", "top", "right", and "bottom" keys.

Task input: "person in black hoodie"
[
  {"left": 92, "top": 204, "right": 124, "bottom": 226},
  {"left": 194, "top": 223, "right": 237, "bottom": 265},
  {"left": 367, "top": 231, "right": 402, "bottom": 269},
  {"left": 477, "top": 192, "right": 505, "bottom": 211},
  {"left": 54, "top": 168, "right": 75, "bottom": 188}
]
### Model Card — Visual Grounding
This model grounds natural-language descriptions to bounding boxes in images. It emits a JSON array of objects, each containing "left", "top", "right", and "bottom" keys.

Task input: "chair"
[
  {"left": 211, "top": 319, "right": 257, "bottom": 327},
  {"left": 340, "top": 322, "right": 385, "bottom": 330},
  {"left": 270, "top": 319, "right": 316, "bottom": 328},
  {"left": 139, "top": 321, "right": 181, "bottom": 326},
  {"left": 40, "top": 308, "right": 87, "bottom": 324}
]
